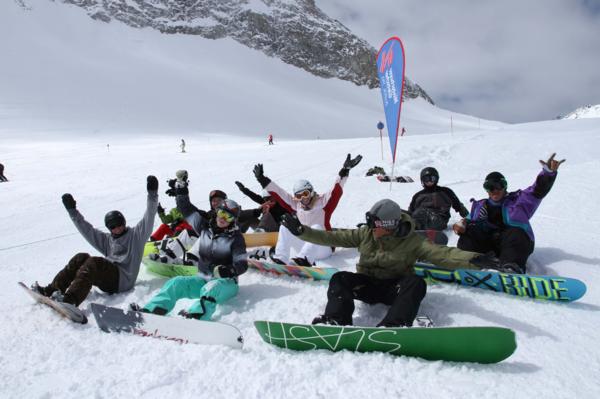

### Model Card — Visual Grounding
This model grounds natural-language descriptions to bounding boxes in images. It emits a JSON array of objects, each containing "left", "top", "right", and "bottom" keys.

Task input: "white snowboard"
[{"left": 90, "top": 303, "right": 243, "bottom": 349}]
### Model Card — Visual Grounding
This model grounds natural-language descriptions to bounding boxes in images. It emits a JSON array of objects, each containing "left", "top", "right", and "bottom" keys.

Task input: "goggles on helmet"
[
  {"left": 483, "top": 178, "right": 507, "bottom": 192},
  {"left": 216, "top": 209, "right": 236, "bottom": 223},
  {"left": 365, "top": 212, "right": 399, "bottom": 230},
  {"left": 294, "top": 189, "right": 312, "bottom": 200}
]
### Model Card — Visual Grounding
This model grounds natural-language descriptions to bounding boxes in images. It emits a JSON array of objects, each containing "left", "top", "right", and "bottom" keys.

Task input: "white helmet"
[{"left": 293, "top": 179, "right": 313, "bottom": 195}]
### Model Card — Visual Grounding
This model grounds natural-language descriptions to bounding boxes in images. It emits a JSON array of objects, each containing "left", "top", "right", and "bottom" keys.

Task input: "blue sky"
[{"left": 318, "top": 0, "right": 600, "bottom": 123}]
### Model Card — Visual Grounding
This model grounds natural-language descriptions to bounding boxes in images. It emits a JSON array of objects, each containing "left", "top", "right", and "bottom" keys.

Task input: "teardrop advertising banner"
[{"left": 376, "top": 37, "right": 406, "bottom": 163}]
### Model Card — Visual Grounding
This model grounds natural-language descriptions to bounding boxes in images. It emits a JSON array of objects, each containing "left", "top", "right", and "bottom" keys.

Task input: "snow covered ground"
[
  {"left": 2, "top": 118, "right": 600, "bottom": 398},
  {"left": 2, "top": 1, "right": 600, "bottom": 398}
]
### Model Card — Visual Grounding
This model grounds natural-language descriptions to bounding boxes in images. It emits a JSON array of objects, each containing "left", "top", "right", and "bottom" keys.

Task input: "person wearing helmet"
[
  {"left": 280, "top": 199, "right": 492, "bottom": 327},
  {"left": 134, "top": 198, "right": 248, "bottom": 321},
  {"left": 149, "top": 203, "right": 194, "bottom": 241},
  {"left": 452, "top": 153, "right": 565, "bottom": 274},
  {"left": 252, "top": 153, "right": 363, "bottom": 266},
  {"left": 407, "top": 167, "right": 469, "bottom": 231},
  {"left": 31, "top": 176, "right": 159, "bottom": 310}
]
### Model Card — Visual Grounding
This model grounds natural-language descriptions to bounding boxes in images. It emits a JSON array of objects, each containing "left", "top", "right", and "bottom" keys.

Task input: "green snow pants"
[{"left": 143, "top": 275, "right": 239, "bottom": 320}]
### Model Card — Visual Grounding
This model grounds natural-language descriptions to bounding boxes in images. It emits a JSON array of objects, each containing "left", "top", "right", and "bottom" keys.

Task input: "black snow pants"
[
  {"left": 46, "top": 252, "right": 120, "bottom": 306},
  {"left": 323, "top": 271, "right": 427, "bottom": 327},
  {"left": 457, "top": 225, "right": 534, "bottom": 271}
]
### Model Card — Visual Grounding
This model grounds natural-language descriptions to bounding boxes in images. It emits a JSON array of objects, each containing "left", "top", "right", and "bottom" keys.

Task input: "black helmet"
[
  {"left": 483, "top": 171, "right": 507, "bottom": 192},
  {"left": 420, "top": 167, "right": 439, "bottom": 185},
  {"left": 104, "top": 210, "right": 126, "bottom": 230},
  {"left": 209, "top": 189, "right": 227, "bottom": 202}
]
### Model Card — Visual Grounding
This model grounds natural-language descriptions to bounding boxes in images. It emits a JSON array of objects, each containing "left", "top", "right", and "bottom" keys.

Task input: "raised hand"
[
  {"left": 539, "top": 153, "right": 566, "bottom": 172},
  {"left": 281, "top": 213, "right": 304, "bottom": 236},
  {"left": 147, "top": 175, "right": 158, "bottom": 192},
  {"left": 62, "top": 193, "right": 76, "bottom": 210}
]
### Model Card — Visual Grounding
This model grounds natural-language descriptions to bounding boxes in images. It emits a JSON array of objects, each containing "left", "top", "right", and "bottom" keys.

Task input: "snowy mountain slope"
[
  {"left": 1, "top": 117, "right": 600, "bottom": 398},
  {"left": 0, "top": 0, "right": 500, "bottom": 139},
  {"left": 561, "top": 104, "right": 600, "bottom": 120}
]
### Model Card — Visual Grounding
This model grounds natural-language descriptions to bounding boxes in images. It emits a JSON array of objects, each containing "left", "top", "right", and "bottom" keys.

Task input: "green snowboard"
[
  {"left": 254, "top": 320, "right": 516, "bottom": 364},
  {"left": 142, "top": 256, "right": 197, "bottom": 278}
]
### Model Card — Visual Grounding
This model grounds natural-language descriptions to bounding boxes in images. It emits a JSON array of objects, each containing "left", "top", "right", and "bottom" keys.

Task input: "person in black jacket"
[
  {"left": 235, "top": 181, "right": 285, "bottom": 232},
  {"left": 408, "top": 167, "right": 469, "bottom": 231}
]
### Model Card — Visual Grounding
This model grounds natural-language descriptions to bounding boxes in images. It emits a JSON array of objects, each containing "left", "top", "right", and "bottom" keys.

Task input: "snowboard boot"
[
  {"left": 270, "top": 256, "right": 287, "bottom": 265},
  {"left": 178, "top": 309, "right": 202, "bottom": 320},
  {"left": 311, "top": 315, "right": 341, "bottom": 326},
  {"left": 498, "top": 262, "right": 525, "bottom": 274},
  {"left": 130, "top": 302, "right": 168, "bottom": 316},
  {"left": 31, "top": 281, "right": 55, "bottom": 297},
  {"left": 291, "top": 256, "right": 314, "bottom": 267}
]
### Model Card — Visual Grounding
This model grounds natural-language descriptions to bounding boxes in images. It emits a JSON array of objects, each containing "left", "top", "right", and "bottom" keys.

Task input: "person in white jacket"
[{"left": 252, "top": 154, "right": 362, "bottom": 266}]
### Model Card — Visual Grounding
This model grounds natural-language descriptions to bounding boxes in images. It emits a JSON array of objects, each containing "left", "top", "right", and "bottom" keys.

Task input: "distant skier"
[
  {"left": 452, "top": 153, "right": 565, "bottom": 274},
  {"left": 401, "top": 127, "right": 406, "bottom": 136},
  {"left": 252, "top": 153, "right": 362, "bottom": 266},
  {"left": 132, "top": 198, "right": 247, "bottom": 321},
  {"left": 180, "top": 139, "right": 186, "bottom": 153},
  {"left": 279, "top": 199, "right": 501, "bottom": 327},
  {"left": 0, "top": 163, "right": 8, "bottom": 182},
  {"left": 268, "top": 134, "right": 274, "bottom": 145},
  {"left": 408, "top": 167, "right": 469, "bottom": 231},
  {"left": 31, "top": 176, "right": 159, "bottom": 310}
]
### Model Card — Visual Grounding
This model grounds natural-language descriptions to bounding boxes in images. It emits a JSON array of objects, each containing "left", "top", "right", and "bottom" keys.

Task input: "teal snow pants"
[{"left": 143, "top": 275, "right": 239, "bottom": 320}]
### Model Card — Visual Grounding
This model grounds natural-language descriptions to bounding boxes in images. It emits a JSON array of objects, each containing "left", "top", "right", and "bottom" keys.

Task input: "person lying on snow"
[{"left": 280, "top": 199, "right": 511, "bottom": 328}]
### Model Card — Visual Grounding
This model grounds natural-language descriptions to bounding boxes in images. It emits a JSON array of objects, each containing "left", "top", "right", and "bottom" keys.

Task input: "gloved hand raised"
[
  {"left": 157, "top": 202, "right": 165, "bottom": 214},
  {"left": 62, "top": 193, "right": 76, "bottom": 210},
  {"left": 539, "top": 153, "right": 566, "bottom": 172},
  {"left": 213, "top": 265, "right": 236, "bottom": 279},
  {"left": 281, "top": 213, "right": 304, "bottom": 236},
  {"left": 253, "top": 164, "right": 271, "bottom": 188},
  {"left": 235, "top": 181, "right": 245, "bottom": 191},
  {"left": 147, "top": 175, "right": 158, "bottom": 192},
  {"left": 339, "top": 154, "right": 363, "bottom": 177}
]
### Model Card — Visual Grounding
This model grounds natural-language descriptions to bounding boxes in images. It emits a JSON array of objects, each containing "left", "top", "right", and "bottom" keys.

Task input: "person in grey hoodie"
[{"left": 32, "top": 176, "right": 159, "bottom": 307}]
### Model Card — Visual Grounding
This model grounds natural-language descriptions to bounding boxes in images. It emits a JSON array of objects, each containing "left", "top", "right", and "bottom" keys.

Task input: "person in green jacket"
[{"left": 281, "top": 198, "right": 498, "bottom": 327}]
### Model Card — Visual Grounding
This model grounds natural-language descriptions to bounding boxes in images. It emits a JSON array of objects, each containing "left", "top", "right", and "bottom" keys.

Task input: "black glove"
[
  {"left": 214, "top": 265, "right": 236, "bottom": 279},
  {"left": 235, "top": 181, "right": 245, "bottom": 191},
  {"left": 167, "top": 178, "right": 177, "bottom": 189},
  {"left": 281, "top": 213, "right": 304, "bottom": 236},
  {"left": 62, "top": 193, "right": 76, "bottom": 210},
  {"left": 253, "top": 164, "right": 271, "bottom": 188},
  {"left": 459, "top": 205, "right": 469, "bottom": 218},
  {"left": 339, "top": 154, "right": 363, "bottom": 177},
  {"left": 147, "top": 175, "right": 158, "bottom": 192},
  {"left": 157, "top": 202, "right": 165, "bottom": 214}
]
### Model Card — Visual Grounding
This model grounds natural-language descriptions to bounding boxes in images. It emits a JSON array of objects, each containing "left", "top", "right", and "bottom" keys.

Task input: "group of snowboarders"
[{"left": 29, "top": 151, "right": 564, "bottom": 329}]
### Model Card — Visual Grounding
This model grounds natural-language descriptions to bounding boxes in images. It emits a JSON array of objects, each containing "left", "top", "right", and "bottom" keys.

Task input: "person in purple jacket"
[{"left": 452, "top": 153, "right": 565, "bottom": 274}]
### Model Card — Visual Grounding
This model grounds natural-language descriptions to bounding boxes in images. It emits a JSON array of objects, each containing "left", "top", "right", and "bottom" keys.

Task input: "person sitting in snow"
[
  {"left": 279, "top": 199, "right": 502, "bottom": 327},
  {"left": 234, "top": 180, "right": 285, "bottom": 232},
  {"left": 31, "top": 176, "right": 158, "bottom": 311},
  {"left": 452, "top": 153, "right": 565, "bottom": 274},
  {"left": 131, "top": 198, "right": 247, "bottom": 321},
  {"left": 149, "top": 202, "right": 194, "bottom": 241},
  {"left": 408, "top": 167, "right": 469, "bottom": 231},
  {"left": 252, "top": 153, "right": 362, "bottom": 266}
]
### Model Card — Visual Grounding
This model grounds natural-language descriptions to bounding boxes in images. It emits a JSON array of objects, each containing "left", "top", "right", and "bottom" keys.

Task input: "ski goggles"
[
  {"left": 483, "top": 178, "right": 507, "bottom": 192},
  {"left": 365, "top": 212, "right": 399, "bottom": 230},
  {"left": 421, "top": 174, "right": 438, "bottom": 184},
  {"left": 294, "top": 190, "right": 312, "bottom": 200},
  {"left": 216, "top": 209, "right": 236, "bottom": 223}
]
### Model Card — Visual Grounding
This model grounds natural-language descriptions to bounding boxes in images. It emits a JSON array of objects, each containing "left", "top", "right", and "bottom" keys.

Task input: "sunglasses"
[
  {"left": 483, "top": 179, "right": 507, "bottom": 192},
  {"left": 216, "top": 209, "right": 235, "bottom": 223},
  {"left": 294, "top": 190, "right": 312, "bottom": 200}
]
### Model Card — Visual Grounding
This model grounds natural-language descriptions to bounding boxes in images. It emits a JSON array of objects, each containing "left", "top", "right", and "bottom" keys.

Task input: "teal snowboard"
[
  {"left": 414, "top": 262, "right": 586, "bottom": 302},
  {"left": 254, "top": 320, "right": 516, "bottom": 364}
]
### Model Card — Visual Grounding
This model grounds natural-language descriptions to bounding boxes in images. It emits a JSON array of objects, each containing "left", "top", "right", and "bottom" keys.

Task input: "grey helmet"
[{"left": 365, "top": 199, "right": 402, "bottom": 229}]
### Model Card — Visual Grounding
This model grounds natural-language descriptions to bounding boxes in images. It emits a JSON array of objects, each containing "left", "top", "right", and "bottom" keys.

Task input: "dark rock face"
[{"left": 58, "top": 0, "right": 433, "bottom": 103}]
